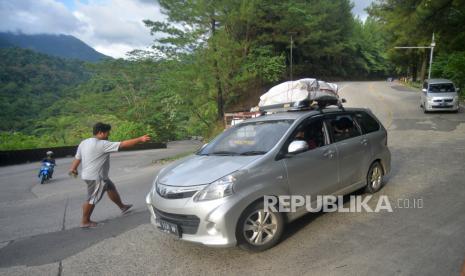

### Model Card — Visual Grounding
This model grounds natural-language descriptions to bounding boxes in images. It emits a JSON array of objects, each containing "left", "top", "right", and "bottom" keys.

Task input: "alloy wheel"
[
  {"left": 370, "top": 165, "right": 383, "bottom": 190},
  {"left": 243, "top": 209, "right": 278, "bottom": 245}
]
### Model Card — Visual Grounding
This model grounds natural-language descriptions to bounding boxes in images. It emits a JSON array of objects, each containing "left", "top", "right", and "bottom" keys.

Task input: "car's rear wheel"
[
  {"left": 365, "top": 161, "right": 384, "bottom": 193},
  {"left": 236, "top": 200, "right": 284, "bottom": 252}
]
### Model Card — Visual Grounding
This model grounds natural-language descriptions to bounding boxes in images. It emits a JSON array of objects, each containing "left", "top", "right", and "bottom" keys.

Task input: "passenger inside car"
[
  {"left": 331, "top": 116, "right": 359, "bottom": 142},
  {"left": 293, "top": 120, "right": 325, "bottom": 150}
]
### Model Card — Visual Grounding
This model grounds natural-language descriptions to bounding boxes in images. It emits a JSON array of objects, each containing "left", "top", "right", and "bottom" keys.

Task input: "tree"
[
  {"left": 144, "top": 0, "right": 285, "bottom": 122},
  {"left": 368, "top": 0, "right": 465, "bottom": 81}
]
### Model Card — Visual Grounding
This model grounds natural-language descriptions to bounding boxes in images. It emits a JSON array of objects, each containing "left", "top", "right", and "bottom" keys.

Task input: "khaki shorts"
[{"left": 84, "top": 179, "right": 116, "bottom": 205}]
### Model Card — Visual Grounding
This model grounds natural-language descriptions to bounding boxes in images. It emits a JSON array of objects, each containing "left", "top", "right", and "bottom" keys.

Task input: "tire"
[
  {"left": 365, "top": 161, "right": 384, "bottom": 194},
  {"left": 236, "top": 200, "right": 284, "bottom": 252},
  {"left": 40, "top": 174, "right": 46, "bottom": 184},
  {"left": 422, "top": 102, "right": 428, "bottom": 113}
]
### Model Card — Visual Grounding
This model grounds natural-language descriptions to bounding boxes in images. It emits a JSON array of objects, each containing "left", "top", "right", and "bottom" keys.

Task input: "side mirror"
[
  {"left": 288, "top": 140, "right": 308, "bottom": 154},
  {"left": 456, "top": 88, "right": 460, "bottom": 92},
  {"left": 422, "top": 88, "right": 427, "bottom": 92}
]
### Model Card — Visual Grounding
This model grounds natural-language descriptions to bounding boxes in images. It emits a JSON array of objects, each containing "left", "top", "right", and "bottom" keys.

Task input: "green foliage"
[
  {"left": 432, "top": 51, "right": 465, "bottom": 96},
  {"left": 0, "top": 132, "right": 55, "bottom": 150},
  {"left": 368, "top": 0, "right": 465, "bottom": 80},
  {"left": 0, "top": 47, "right": 89, "bottom": 131},
  {"left": 6, "top": 0, "right": 465, "bottom": 151}
]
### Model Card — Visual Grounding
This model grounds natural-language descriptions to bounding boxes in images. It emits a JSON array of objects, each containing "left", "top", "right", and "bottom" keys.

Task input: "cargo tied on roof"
[
  {"left": 224, "top": 78, "right": 345, "bottom": 128},
  {"left": 258, "top": 78, "right": 341, "bottom": 113}
]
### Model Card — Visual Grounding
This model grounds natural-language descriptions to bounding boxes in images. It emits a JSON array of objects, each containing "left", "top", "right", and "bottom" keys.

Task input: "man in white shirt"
[{"left": 69, "top": 122, "right": 150, "bottom": 228}]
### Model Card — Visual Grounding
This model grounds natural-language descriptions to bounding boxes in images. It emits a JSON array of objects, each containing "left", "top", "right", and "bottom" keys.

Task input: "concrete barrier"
[{"left": 0, "top": 142, "right": 167, "bottom": 166}]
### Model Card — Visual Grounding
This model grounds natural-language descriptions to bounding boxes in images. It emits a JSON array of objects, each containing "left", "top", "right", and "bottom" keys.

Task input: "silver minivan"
[
  {"left": 146, "top": 107, "right": 391, "bottom": 251},
  {"left": 421, "top": 78, "right": 460, "bottom": 112}
]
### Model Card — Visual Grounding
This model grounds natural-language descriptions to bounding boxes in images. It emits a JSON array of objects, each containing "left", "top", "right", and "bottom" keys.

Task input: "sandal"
[
  {"left": 80, "top": 221, "right": 98, "bottom": 228},
  {"left": 121, "top": 204, "right": 133, "bottom": 215}
]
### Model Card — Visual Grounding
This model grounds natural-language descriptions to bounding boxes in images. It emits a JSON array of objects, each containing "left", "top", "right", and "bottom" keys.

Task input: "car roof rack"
[{"left": 258, "top": 97, "right": 346, "bottom": 114}]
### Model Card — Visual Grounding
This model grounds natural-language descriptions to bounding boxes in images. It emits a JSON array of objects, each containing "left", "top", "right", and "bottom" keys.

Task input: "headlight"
[{"left": 194, "top": 174, "right": 236, "bottom": 202}]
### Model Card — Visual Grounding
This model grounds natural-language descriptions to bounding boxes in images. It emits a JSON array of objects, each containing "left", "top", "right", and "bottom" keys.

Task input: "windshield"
[
  {"left": 198, "top": 120, "right": 293, "bottom": 156},
  {"left": 429, "top": 83, "right": 456, "bottom": 93}
]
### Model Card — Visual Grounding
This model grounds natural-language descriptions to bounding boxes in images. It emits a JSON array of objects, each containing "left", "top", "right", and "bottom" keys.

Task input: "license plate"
[{"left": 155, "top": 218, "right": 181, "bottom": 237}]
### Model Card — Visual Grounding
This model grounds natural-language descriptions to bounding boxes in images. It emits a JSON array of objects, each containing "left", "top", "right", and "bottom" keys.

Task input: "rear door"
[
  {"left": 325, "top": 113, "right": 371, "bottom": 191},
  {"left": 353, "top": 111, "right": 384, "bottom": 158}
]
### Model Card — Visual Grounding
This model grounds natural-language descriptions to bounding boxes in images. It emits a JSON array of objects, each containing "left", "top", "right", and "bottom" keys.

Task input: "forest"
[{"left": 1, "top": 0, "right": 464, "bottom": 150}]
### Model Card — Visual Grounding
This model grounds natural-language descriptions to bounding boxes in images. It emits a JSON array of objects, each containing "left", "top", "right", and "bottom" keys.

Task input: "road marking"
[{"left": 369, "top": 83, "right": 394, "bottom": 129}]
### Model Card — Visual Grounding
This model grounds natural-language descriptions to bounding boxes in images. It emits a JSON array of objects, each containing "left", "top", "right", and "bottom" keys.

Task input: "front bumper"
[
  {"left": 425, "top": 100, "right": 459, "bottom": 111},
  {"left": 145, "top": 190, "right": 240, "bottom": 247}
]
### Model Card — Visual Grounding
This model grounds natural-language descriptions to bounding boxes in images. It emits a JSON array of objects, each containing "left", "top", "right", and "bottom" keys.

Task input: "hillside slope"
[
  {"left": 0, "top": 47, "right": 89, "bottom": 131},
  {"left": 0, "top": 32, "right": 108, "bottom": 62}
]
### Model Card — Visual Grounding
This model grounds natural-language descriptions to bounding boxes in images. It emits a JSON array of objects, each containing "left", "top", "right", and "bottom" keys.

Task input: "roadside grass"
[{"left": 402, "top": 80, "right": 422, "bottom": 90}]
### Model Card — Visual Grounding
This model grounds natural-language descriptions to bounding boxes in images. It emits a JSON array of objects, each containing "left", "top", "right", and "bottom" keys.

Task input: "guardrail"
[{"left": 0, "top": 142, "right": 167, "bottom": 166}]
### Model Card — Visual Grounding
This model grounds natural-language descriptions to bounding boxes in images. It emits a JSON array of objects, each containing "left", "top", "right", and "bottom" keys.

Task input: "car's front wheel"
[
  {"left": 236, "top": 200, "right": 284, "bottom": 252},
  {"left": 423, "top": 103, "right": 429, "bottom": 113}
]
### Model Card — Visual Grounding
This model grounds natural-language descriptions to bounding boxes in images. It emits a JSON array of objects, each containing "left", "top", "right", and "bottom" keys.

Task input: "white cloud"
[
  {"left": 0, "top": 0, "right": 85, "bottom": 34},
  {"left": 0, "top": 0, "right": 164, "bottom": 58},
  {"left": 72, "top": 0, "right": 164, "bottom": 58}
]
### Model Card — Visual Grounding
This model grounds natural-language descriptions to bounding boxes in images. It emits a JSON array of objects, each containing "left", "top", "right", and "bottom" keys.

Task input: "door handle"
[
  {"left": 360, "top": 138, "right": 368, "bottom": 146},
  {"left": 323, "top": 150, "right": 335, "bottom": 159}
]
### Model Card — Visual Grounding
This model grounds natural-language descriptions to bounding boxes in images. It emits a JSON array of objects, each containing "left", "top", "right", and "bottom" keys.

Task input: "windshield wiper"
[
  {"left": 240, "top": 151, "right": 267, "bottom": 156},
  {"left": 209, "top": 151, "right": 239, "bottom": 156}
]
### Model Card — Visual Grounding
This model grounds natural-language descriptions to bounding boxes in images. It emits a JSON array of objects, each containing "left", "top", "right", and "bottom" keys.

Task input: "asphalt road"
[{"left": 1, "top": 81, "right": 465, "bottom": 275}]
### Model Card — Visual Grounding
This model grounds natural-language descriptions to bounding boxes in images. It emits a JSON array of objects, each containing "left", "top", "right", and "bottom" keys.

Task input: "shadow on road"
[
  {"left": 0, "top": 210, "right": 149, "bottom": 268},
  {"left": 281, "top": 188, "right": 367, "bottom": 242}
]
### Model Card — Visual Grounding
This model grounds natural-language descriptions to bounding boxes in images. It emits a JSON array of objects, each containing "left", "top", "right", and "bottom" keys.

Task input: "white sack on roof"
[
  {"left": 318, "top": 81, "right": 338, "bottom": 94},
  {"left": 258, "top": 78, "right": 338, "bottom": 107}
]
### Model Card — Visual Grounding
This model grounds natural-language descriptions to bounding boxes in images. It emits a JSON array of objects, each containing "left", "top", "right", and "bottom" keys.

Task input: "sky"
[{"left": 0, "top": 0, "right": 373, "bottom": 59}]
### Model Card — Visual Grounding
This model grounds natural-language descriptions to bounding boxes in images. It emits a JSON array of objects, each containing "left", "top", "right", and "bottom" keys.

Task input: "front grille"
[
  {"left": 156, "top": 183, "right": 203, "bottom": 199},
  {"left": 444, "top": 99, "right": 453, "bottom": 103},
  {"left": 159, "top": 190, "right": 197, "bottom": 199},
  {"left": 153, "top": 207, "right": 200, "bottom": 234},
  {"left": 433, "top": 99, "right": 442, "bottom": 102}
]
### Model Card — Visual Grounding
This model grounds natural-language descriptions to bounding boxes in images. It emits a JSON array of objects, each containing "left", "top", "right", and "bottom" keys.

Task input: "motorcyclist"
[{"left": 41, "top": 151, "right": 56, "bottom": 178}]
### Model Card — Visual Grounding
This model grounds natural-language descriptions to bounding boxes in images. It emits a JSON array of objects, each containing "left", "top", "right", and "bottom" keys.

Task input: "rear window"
[
  {"left": 354, "top": 112, "right": 380, "bottom": 134},
  {"left": 327, "top": 115, "right": 361, "bottom": 142}
]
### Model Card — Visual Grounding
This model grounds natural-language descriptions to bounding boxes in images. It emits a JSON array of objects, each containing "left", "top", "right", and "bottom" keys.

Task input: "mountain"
[
  {"left": 0, "top": 32, "right": 109, "bottom": 62},
  {"left": 0, "top": 47, "right": 89, "bottom": 131}
]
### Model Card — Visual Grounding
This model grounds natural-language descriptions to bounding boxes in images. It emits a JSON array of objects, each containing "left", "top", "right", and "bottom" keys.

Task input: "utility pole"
[
  {"left": 428, "top": 33, "right": 435, "bottom": 79},
  {"left": 289, "top": 32, "right": 297, "bottom": 81},
  {"left": 395, "top": 33, "right": 436, "bottom": 80}
]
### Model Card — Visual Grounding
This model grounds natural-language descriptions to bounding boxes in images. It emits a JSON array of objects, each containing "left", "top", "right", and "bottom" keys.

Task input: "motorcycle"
[{"left": 38, "top": 162, "right": 55, "bottom": 184}]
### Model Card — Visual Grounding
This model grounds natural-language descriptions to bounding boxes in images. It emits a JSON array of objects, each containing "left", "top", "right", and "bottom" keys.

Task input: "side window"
[
  {"left": 354, "top": 112, "right": 380, "bottom": 134},
  {"left": 289, "top": 118, "right": 327, "bottom": 152},
  {"left": 327, "top": 115, "right": 361, "bottom": 142}
]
